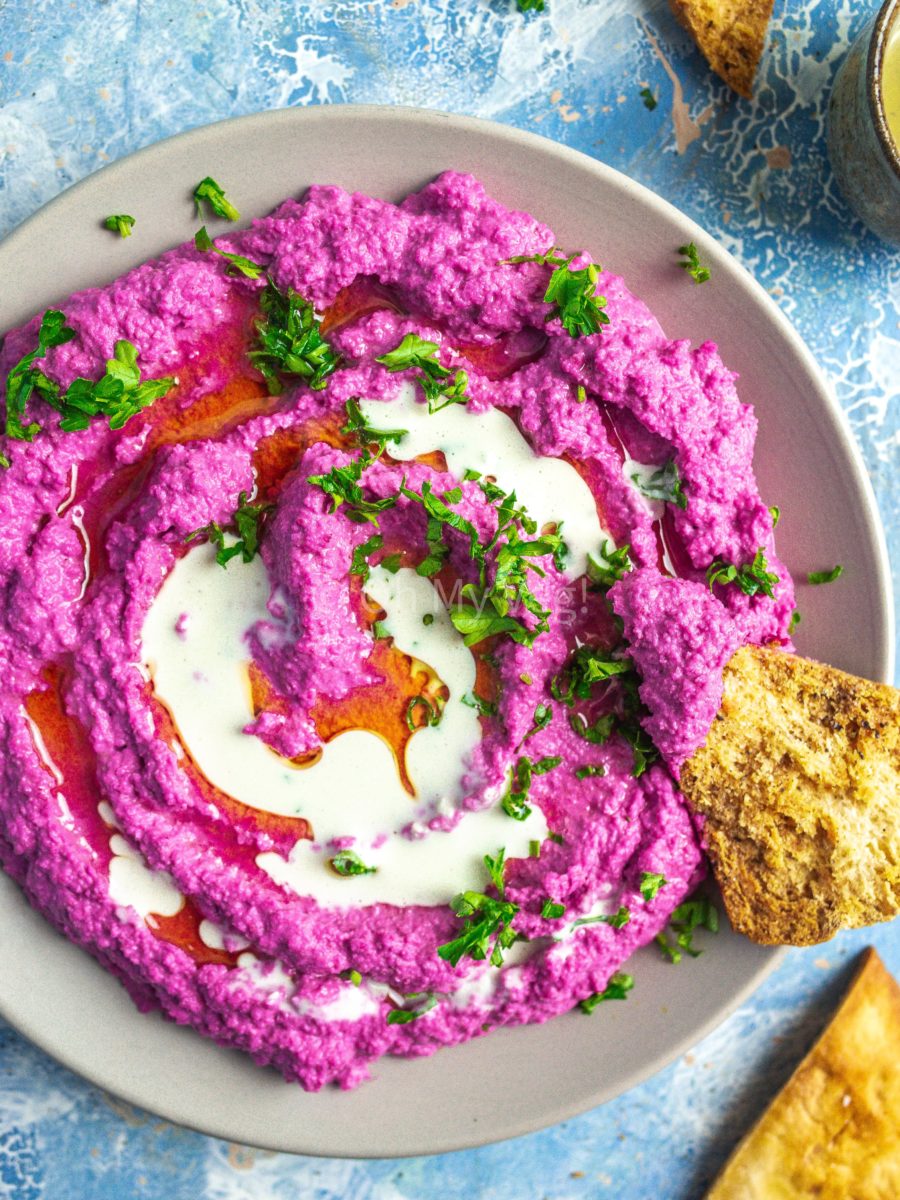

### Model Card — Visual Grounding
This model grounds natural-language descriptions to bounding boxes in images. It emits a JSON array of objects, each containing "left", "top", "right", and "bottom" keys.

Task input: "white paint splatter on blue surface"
[{"left": 0, "top": 1, "right": 897, "bottom": 1196}]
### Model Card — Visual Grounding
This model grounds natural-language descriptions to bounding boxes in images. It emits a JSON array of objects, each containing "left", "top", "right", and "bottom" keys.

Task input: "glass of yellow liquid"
[{"left": 829, "top": 0, "right": 900, "bottom": 246}]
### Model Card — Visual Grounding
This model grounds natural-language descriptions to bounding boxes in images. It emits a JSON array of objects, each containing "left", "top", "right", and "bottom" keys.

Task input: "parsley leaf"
[
  {"left": 516, "top": 0, "right": 545, "bottom": 10},
  {"left": 193, "top": 176, "right": 240, "bottom": 221},
  {"left": 342, "top": 398, "right": 407, "bottom": 448},
  {"left": 194, "top": 226, "right": 264, "bottom": 279},
  {"left": 586, "top": 540, "right": 633, "bottom": 590},
  {"left": 639, "top": 86, "right": 658, "bottom": 110},
  {"left": 574, "top": 764, "right": 606, "bottom": 780},
  {"left": 437, "top": 848, "right": 521, "bottom": 969},
  {"left": 187, "top": 490, "right": 271, "bottom": 567},
  {"left": 639, "top": 871, "right": 667, "bottom": 901},
  {"left": 522, "top": 702, "right": 553, "bottom": 743},
  {"left": 103, "top": 214, "right": 135, "bottom": 238},
  {"left": 551, "top": 644, "right": 633, "bottom": 706},
  {"left": 329, "top": 849, "right": 377, "bottom": 877},
  {"left": 541, "top": 899, "right": 565, "bottom": 920},
  {"left": 572, "top": 905, "right": 631, "bottom": 930},
  {"left": 406, "top": 695, "right": 441, "bottom": 731},
  {"left": 630, "top": 460, "right": 687, "bottom": 510},
  {"left": 461, "top": 691, "right": 498, "bottom": 717},
  {"left": 580, "top": 972, "right": 634, "bottom": 1012},
  {"left": 504, "top": 250, "right": 610, "bottom": 338},
  {"left": 769, "top": 504, "right": 781, "bottom": 527},
  {"left": 250, "top": 279, "right": 341, "bottom": 394},
  {"left": 808, "top": 565, "right": 843, "bottom": 585},
  {"left": 788, "top": 609, "right": 801, "bottom": 633},
  {"left": 3, "top": 309, "right": 77, "bottom": 454},
  {"left": 349, "top": 532, "right": 384, "bottom": 581},
  {"left": 501, "top": 754, "right": 561, "bottom": 821},
  {"left": 677, "top": 241, "right": 711, "bottom": 284},
  {"left": 707, "top": 548, "right": 779, "bottom": 599},
  {"left": 656, "top": 897, "right": 718, "bottom": 963},
  {"left": 376, "top": 333, "right": 470, "bottom": 414},
  {"left": 307, "top": 451, "right": 398, "bottom": 526},
  {"left": 386, "top": 993, "right": 438, "bottom": 1025}
]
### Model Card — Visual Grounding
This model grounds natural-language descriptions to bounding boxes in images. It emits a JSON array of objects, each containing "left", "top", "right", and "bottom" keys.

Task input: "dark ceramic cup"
[{"left": 828, "top": 0, "right": 900, "bottom": 246}]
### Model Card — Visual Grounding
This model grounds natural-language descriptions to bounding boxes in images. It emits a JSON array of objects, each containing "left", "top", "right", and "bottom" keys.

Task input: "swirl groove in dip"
[{"left": 0, "top": 173, "right": 793, "bottom": 1090}]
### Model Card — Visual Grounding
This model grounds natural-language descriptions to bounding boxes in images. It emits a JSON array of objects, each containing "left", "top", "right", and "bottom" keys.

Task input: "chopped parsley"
[
  {"left": 386, "top": 992, "right": 438, "bottom": 1025},
  {"left": 504, "top": 249, "right": 610, "bottom": 338},
  {"left": 307, "top": 451, "right": 397, "bottom": 526},
  {"left": 376, "top": 333, "right": 470, "bottom": 414},
  {"left": 521, "top": 702, "right": 553, "bottom": 744},
  {"left": 586, "top": 540, "right": 633, "bottom": 590},
  {"left": 342, "top": 397, "right": 407, "bottom": 448},
  {"left": 656, "top": 897, "right": 718, "bottom": 963},
  {"left": 437, "top": 848, "right": 521, "bottom": 969},
  {"left": 194, "top": 226, "right": 264, "bottom": 279},
  {"left": 103, "top": 214, "right": 135, "bottom": 238},
  {"left": 639, "top": 86, "right": 658, "bottom": 110},
  {"left": 2, "top": 318, "right": 174, "bottom": 470},
  {"left": 329, "top": 849, "right": 377, "bottom": 877},
  {"left": 193, "top": 176, "right": 240, "bottom": 221},
  {"left": 551, "top": 644, "right": 633, "bottom": 706},
  {"left": 461, "top": 691, "right": 498, "bottom": 717},
  {"left": 529, "top": 839, "right": 541, "bottom": 858},
  {"left": 187, "top": 490, "right": 271, "bottom": 567},
  {"left": 501, "top": 754, "right": 562, "bottom": 821},
  {"left": 631, "top": 460, "right": 687, "bottom": 510},
  {"left": 349, "top": 532, "right": 384, "bottom": 582},
  {"left": 580, "top": 971, "right": 634, "bottom": 1012},
  {"left": 541, "top": 899, "right": 565, "bottom": 920},
  {"left": 341, "top": 968, "right": 363, "bottom": 986},
  {"left": 516, "top": 0, "right": 545, "bottom": 10},
  {"left": 677, "top": 241, "right": 711, "bottom": 284},
  {"left": 250, "top": 279, "right": 341, "bottom": 394},
  {"left": 707, "top": 548, "right": 779, "bottom": 599},
  {"left": 572, "top": 905, "right": 631, "bottom": 930},
  {"left": 789, "top": 610, "right": 801, "bottom": 633},
  {"left": 406, "top": 695, "right": 441, "bottom": 731},
  {"left": 808, "top": 564, "right": 843, "bottom": 585},
  {"left": 574, "top": 764, "right": 606, "bottom": 780},
  {"left": 639, "top": 871, "right": 667, "bottom": 901},
  {"left": 769, "top": 504, "right": 781, "bottom": 527}
]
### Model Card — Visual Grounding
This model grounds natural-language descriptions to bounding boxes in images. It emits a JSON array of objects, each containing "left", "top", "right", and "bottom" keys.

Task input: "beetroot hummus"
[{"left": 0, "top": 172, "right": 794, "bottom": 1090}]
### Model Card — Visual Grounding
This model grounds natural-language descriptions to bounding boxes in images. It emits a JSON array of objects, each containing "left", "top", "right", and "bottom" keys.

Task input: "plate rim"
[{"left": 0, "top": 102, "right": 893, "bottom": 1157}]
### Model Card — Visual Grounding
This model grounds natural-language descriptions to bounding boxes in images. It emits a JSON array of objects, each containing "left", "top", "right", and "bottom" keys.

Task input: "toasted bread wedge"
[
  {"left": 707, "top": 948, "right": 900, "bottom": 1198},
  {"left": 669, "top": 0, "right": 775, "bottom": 99},
  {"left": 680, "top": 645, "right": 900, "bottom": 946}
]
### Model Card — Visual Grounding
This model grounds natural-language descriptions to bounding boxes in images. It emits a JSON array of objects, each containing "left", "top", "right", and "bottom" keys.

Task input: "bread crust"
[
  {"left": 707, "top": 948, "right": 900, "bottom": 1199},
  {"left": 668, "top": 0, "right": 775, "bottom": 98},
  {"left": 680, "top": 646, "right": 900, "bottom": 946}
]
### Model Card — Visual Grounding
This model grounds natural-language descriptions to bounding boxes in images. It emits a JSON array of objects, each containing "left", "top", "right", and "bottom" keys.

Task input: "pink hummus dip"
[{"left": 0, "top": 173, "right": 794, "bottom": 1090}]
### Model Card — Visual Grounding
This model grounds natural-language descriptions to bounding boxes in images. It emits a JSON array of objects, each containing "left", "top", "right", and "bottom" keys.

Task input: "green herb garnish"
[
  {"left": 656, "top": 897, "right": 718, "bottom": 963},
  {"left": 522, "top": 702, "right": 553, "bottom": 744},
  {"left": 406, "top": 695, "right": 441, "bottom": 731},
  {"left": 461, "top": 691, "right": 498, "bottom": 717},
  {"left": 376, "top": 333, "right": 470, "bottom": 414},
  {"left": 437, "top": 848, "right": 521, "bottom": 969},
  {"left": 677, "top": 241, "right": 711, "bottom": 284},
  {"left": 2, "top": 309, "right": 77, "bottom": 458},
  {"left": 307, "top": 451, "right": 398, "bottom": 526},
  {"left": 342, "top": 397, "right": 407, "bottom": 448},
  {"left": 639, "top": 86, "right": 658, "bottom": 110},
  {"left": 572, "top": 905, "right": 631, "bottom": 930},
  {"left": 580, "top": 972, "right": 634, "bottom": 1012},
  {"left": 187, "top": 490, "right": 271, "bottom": 567},
  {"left": 574, "top": 764, "right": 606, "bottom": 780},
  {"left": 349, "top": 532, "right": 384, "bottom": 581},
  {"left": 630, "top": 460, "right": 687, "bottom": 510},
  {"left": 103, "top": 214, "right": 135, "bottom": 238},
  {"left": 516, "top": 0, "right": 545, "bottom": 11},
  {"left": 194, "top": 226, "right": 264, "bottom": 279},
  {"left": 504, "top": 249, "right": 610, "bottom": 338},
  {"left": 789, "top": 610, "right": 801, "bottom": 633},
  {"left": 541, "top": 899, "right": 565, "bottom": 920},
  {"left": 342, "top": 968, "right": 363, "bottom": 986},
  {"left": 386, "top": 993, "right": 438, "bottom": 1025},
  {"left": 639, "top": 872, "right": 667, "bottom": 901},
  {"left": 250, "top": 279, "right": 341, "bottom": 394},
  {"left": 501, "top": 754, "right": 562, "bottom": 821},
  {"left": 329, "top": 849, "right": 377, "bottom": 877},
  {"left": 808, "top": 565, "right": 843, "bottom": 585},
  {"left": 586, "top": 540, "right": 633, "bottom": 590},
  {"left": 551, "top": 644, "right": 633, "bottom": 706},
  {"left": 707, "top": 548, "right": 779, "bottom": 599},
  {"left": 193, "top": 176, "right": 240, "bottom": 221},
  {"left": 769, "top": 505, "right": 781, "bottom": 527}
]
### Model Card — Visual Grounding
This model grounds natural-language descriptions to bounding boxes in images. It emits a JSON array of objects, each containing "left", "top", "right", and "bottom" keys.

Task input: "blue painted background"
[{"left": 1, "top": 1, "right": 898, "bottom": 1196}]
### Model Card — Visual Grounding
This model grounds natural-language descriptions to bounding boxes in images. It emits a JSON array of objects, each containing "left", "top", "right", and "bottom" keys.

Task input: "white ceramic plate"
[{"left": 0, "top": 106, "right": 893, "bottom": 1158}]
